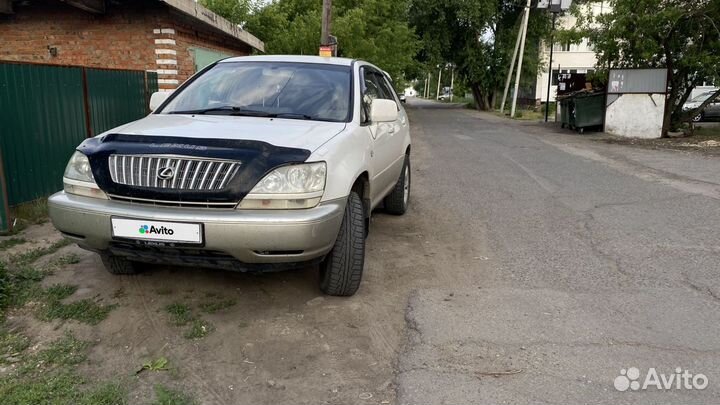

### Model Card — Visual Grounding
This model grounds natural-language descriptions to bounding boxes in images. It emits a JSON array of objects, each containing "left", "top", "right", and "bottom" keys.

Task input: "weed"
[
  {"left": 12, "top": 198, "right": 48, "bottom": 226},
  {"left": 19, "top": 333, "right": 89, "bottom": 375},
  {"left": 0, "top": 238, "right": 26, "bottom": 251},
  {"left": 10, "top": 239, "right": 72, "bottom": 266},
  {"left": 36, "top": 298, "right": 116, "bottom": 325},
  {"left": 199, "top": 298, "right": 236, "bottom": 314},
  {"left": 153, "top": 384, "right": 197, "bottom": 405},
  {"left": 0, "top": 371, "right": 81, "bottom": 405},
  {"left": 79, "top": 381, "right": 128, "bottom": 405},
  {"left": 183, "top": 319, "right": 215, "bottom": 340},
  {"left": 165, "top": 303, "right": 193, "bottom": 326},
  {"left": 0, "top": 329, "right": 30, "bottom": 359},
  {"left": 2, "top": 264, "right": 48, "bottom": 309},
  {"left": 140, "top": 357, "right": 169, "bottom": 373},
  {"left": 52, "top": 253, "right": 81, "bottom": 266},
  {"left": 44, "top": 284, "right": 78, "bottom": 301}
]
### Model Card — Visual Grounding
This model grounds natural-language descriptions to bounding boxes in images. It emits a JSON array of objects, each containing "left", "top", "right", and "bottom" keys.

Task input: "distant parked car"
[
  {"left": 438, "top": 94, "right": 449, "bottom": 101},
  {"left": 399, "top": 93, "right": 407, "bottom": 103},
  {"left": 684, "top": 91, "right": 720, "bottom": 122}
]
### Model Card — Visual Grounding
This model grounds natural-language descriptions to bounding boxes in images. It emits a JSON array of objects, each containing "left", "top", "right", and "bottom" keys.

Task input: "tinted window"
[{"left": 162, "top": 62, "right": 352, "bottom": 122}]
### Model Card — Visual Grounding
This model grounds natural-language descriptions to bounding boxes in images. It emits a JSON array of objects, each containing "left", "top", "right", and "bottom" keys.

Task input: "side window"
[
  {"left": 361, "top": 67, "right": 381, "bottom": 123},
  {"left": 373, "top": 73, "right": 397, "bottom": 103},
  {"left": 361, "top": 67, "right": 399, "bottom": 123}
]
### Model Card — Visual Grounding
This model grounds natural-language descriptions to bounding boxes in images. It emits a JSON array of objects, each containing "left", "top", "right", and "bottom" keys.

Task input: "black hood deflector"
[{"left": 79, "top": 134, "right": 312, "bottom": 203}]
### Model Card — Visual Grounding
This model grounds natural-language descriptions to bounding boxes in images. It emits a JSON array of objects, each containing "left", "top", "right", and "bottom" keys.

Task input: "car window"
[
  {"left": 161, "top": 62, "right": 352, "bottom": 122},
  {"left": 361, "top": 67, "right": 398, "bottom": 123},
  {"left": 373, "top": 72, "right": 397, "bottom": 103}
]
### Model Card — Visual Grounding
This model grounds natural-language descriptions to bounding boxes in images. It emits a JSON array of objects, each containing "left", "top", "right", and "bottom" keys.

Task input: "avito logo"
[{"left": 138, "top": 224, "right": 175, "bottom": 236}]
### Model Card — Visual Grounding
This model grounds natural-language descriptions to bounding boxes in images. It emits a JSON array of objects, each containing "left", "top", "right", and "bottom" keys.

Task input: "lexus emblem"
[{"left": 157, "top": 166, "right": 175, "bottom": 181}]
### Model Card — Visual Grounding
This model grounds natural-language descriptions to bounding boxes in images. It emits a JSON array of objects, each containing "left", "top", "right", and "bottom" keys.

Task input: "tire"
[
  {"left": 383, "top": 156, "right": 410, "bottom": 215},
  {"left": 100, "top": 253, "right": 138, "bottom": 275},
  {"left": 319, "top": 191, "right": 365, "bottom": 296},
  {"left": 693, "top": 114, "right": 702, "bottom": 122}
]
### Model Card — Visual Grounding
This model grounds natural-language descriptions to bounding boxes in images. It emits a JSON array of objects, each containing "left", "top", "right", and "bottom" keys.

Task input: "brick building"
[{"left": 0, "top": 0, "right": 264, "bottom": 91}]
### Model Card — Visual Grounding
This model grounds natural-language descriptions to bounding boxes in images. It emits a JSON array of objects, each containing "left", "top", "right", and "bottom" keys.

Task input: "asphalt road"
[{"left": 397, "top": 98, "right": 720, "bottom": 404}]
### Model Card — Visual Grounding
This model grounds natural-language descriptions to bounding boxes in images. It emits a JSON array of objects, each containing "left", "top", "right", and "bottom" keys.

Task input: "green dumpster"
[
  {"left": 558, "top": 97, "right": 571, "bottom": 128},
  {"left": 572, "top": 92, "right": 605, "bottom": 133}
]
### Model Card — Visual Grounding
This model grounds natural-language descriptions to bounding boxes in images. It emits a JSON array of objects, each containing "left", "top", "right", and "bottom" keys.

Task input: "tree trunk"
[{"left": 470, "top": 83, "right": 483, "bottom": 111}]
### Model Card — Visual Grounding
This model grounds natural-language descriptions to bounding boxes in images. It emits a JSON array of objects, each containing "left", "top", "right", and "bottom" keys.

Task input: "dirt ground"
[{"left": 592, "top": 124, "right": 720, "bottom": 156}]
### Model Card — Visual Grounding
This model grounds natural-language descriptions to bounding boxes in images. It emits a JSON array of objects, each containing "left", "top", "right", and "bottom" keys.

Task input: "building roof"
[
  {"left": 160, "top": 0, "right": 264, "bottom": 52},
  {"left": 222, "top": 55, "right": 356, "bottom": 66}
]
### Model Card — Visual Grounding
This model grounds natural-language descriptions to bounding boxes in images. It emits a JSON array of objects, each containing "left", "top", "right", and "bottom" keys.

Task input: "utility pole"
[
  {"left": 450, "top": 65, "right": 455, "bottom": 102},
  {"left": 544, "top": 12, "right": 557, "bottom": 122},
  {"left": 436, "top": 67, "right": 442, "bottom": 100},
  {"left": 500, "top": 8, "right": 526, "bottom": 114},
  {"left": 510, "top": 0, "right": 532, "bottom": 119},
  {"left": 321, "top": 0, "right": 332, "bottom": 46}
]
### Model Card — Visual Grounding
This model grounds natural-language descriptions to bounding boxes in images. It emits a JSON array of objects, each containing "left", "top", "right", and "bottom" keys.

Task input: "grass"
[
  {"left": 14, "top": 198, "right": 48, "bottom": 223},
  {"left": 10, "top": 238, "right": 72, "bottom": 266},
  {"left": 21, "top": 333, "right": 89, "bottom": 373},
  {"left": 0, "top": 329, "right": 30, "bottom": 360},
  {"left": 36, "top": 295, "right": 116, "bottom": 326},
  {"left": 0, "top": 238, "right": 26, "bottom": 251},
  {"left": 165, "top": 303, "right": 193, "bottom": 326},
  {"left": 183, "top": 319, "right": 215, "bottom": 340},
  {"left": 153, "top": 384, "right": 197, "bottom": 405},
  {"left": 52, "top": 253, "right": 81, "bottom": 266},
  {"left": 199, "top": 298, "right": 236, "bottom": 314}
]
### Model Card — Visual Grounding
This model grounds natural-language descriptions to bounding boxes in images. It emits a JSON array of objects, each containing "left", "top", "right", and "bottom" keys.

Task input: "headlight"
[
  {"left": 64, "top": 151, "right": 95, "bottom": 182},
  {"left": 63, "top": 151, "right": 108, "bottom": 199},
  {"left": 237, "top": 162, "right": 326, "bottom": 209}
]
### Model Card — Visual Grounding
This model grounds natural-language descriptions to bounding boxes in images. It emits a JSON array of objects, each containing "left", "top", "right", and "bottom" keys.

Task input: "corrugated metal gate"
[{"left": 0, "top": 62, "right": 159, "bottom": 209}]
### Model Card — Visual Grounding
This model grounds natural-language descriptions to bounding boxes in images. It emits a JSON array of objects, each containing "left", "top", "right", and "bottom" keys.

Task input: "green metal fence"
[{"left": 0, "top": 62, "right": 158, "bottom": 230}]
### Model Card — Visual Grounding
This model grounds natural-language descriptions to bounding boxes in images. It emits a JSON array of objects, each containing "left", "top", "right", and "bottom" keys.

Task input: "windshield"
[
  {"left": 161, "top": 62, "right": 352, "bottom": 122},
  {"left": 690, "top": 91, "right": 717, "bottom": 103}
]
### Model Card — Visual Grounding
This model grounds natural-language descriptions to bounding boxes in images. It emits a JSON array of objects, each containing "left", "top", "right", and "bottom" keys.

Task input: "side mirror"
[
  {"left": 149, "top": 91, "right": 171, "bottom": 112},
  {"left": 369, "top": 99, "right": 398, "bottom": 123}
]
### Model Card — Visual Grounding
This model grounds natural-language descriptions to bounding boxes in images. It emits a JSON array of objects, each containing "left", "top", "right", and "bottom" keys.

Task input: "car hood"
[{"left": 104, "top": 114, "right": 347, "bottom": 152}]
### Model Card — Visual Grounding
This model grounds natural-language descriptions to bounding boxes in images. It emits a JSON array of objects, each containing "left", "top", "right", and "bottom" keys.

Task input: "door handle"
[{"left": 389, "top": 126, "right": 396, "bottom": 134}]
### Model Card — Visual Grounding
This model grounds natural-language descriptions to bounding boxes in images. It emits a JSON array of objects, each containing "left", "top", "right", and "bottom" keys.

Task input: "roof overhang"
[{"left": 159, "top": 0, "right": 264, "bottom": 53}]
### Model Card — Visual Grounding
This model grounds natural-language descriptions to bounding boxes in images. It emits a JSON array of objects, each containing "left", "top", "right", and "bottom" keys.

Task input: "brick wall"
[{"left": 0, "top": 0, "right": 253, "bottom": 91}]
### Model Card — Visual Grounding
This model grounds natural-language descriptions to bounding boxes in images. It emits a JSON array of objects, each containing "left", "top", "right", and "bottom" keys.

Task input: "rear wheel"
[
  {"left": 383, "top": 156, "right": 410, "bottom": 215},
  {"left": 100, "top": 254, "right": 138, "bottom": 275},
  {"left": 693, "top": 113, "right": 703, "bottom": 122},
  {"left": 319, "top": 191, "right": 365, "bottom": 296}
]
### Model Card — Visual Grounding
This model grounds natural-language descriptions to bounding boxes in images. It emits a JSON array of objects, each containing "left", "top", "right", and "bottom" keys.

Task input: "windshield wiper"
[
  {"left": 169, "top": 106, "right": 274, "bottom": 117},
  {"left": 272, "top": 112, "right": 315, "bottom": 120}
]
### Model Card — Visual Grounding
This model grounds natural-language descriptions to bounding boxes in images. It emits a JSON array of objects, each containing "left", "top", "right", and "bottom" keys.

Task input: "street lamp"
[{"left": 540, "top": 0, "right": 572, "bottom": 122}]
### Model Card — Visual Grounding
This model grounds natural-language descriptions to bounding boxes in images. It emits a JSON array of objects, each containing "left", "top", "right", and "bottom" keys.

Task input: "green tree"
[
  {"left": 203, "top": 0, "right": 420, "bottom": 88},
  {"left": 566, "top": 0, "right": 720, "bottom": 135},
  {"left": 409, "top": 0, "right": 551, "bottom": 110}
]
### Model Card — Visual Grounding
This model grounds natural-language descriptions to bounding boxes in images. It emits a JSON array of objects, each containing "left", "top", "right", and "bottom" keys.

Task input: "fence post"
[
  {"left": 0, "top": 149, "right": 12, "bottom": 234},
  {"left": 81, "top": 67, "right": 93, "bottom": 137}
]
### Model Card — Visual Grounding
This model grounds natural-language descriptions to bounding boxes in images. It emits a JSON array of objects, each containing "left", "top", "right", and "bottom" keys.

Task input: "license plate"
[{"left": 111, "top": 218, "right": 202, "bottom": 244}]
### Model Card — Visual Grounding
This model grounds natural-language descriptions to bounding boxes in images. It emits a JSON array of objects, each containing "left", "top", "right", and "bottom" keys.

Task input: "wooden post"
[{"left": 321, "top": 0, "right": 332, "bottom": 45}]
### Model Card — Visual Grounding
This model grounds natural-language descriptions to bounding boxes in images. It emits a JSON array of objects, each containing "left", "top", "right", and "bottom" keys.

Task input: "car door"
[
  {"left": 706, "top": 94, "right": 720, "bottom": 118},
  {"left": 360, "top": 66, "right": 403, "bottom": 206}
]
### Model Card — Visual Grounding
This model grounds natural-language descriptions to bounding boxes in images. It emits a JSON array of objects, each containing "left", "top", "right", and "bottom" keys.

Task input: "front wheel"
[
  {"left": 100, "top": 254, "right": 138, "bottom": 275},
  {"left": 319, "top": 191, "right": 366, "bottom": 296},
  {"left": 383, "top": 156, "right": 410, "bottom": 215},
  {"left": 692, "top": 114, "right": 703, "bottom": 122}
]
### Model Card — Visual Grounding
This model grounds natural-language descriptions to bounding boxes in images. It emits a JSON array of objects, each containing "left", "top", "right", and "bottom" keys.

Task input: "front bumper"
[{"left": 48, "top": 192, "right": 345, "bottom": 267}]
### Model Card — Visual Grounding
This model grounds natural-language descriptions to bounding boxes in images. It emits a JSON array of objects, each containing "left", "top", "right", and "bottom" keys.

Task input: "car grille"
[{"left": 108, "top": 154, "right": 241, "bottom": 190}]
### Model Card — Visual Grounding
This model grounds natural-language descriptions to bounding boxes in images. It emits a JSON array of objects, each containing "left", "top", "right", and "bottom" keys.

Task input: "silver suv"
[{"left": 49, "top": 55, "right": 411, "bottom": 296}]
